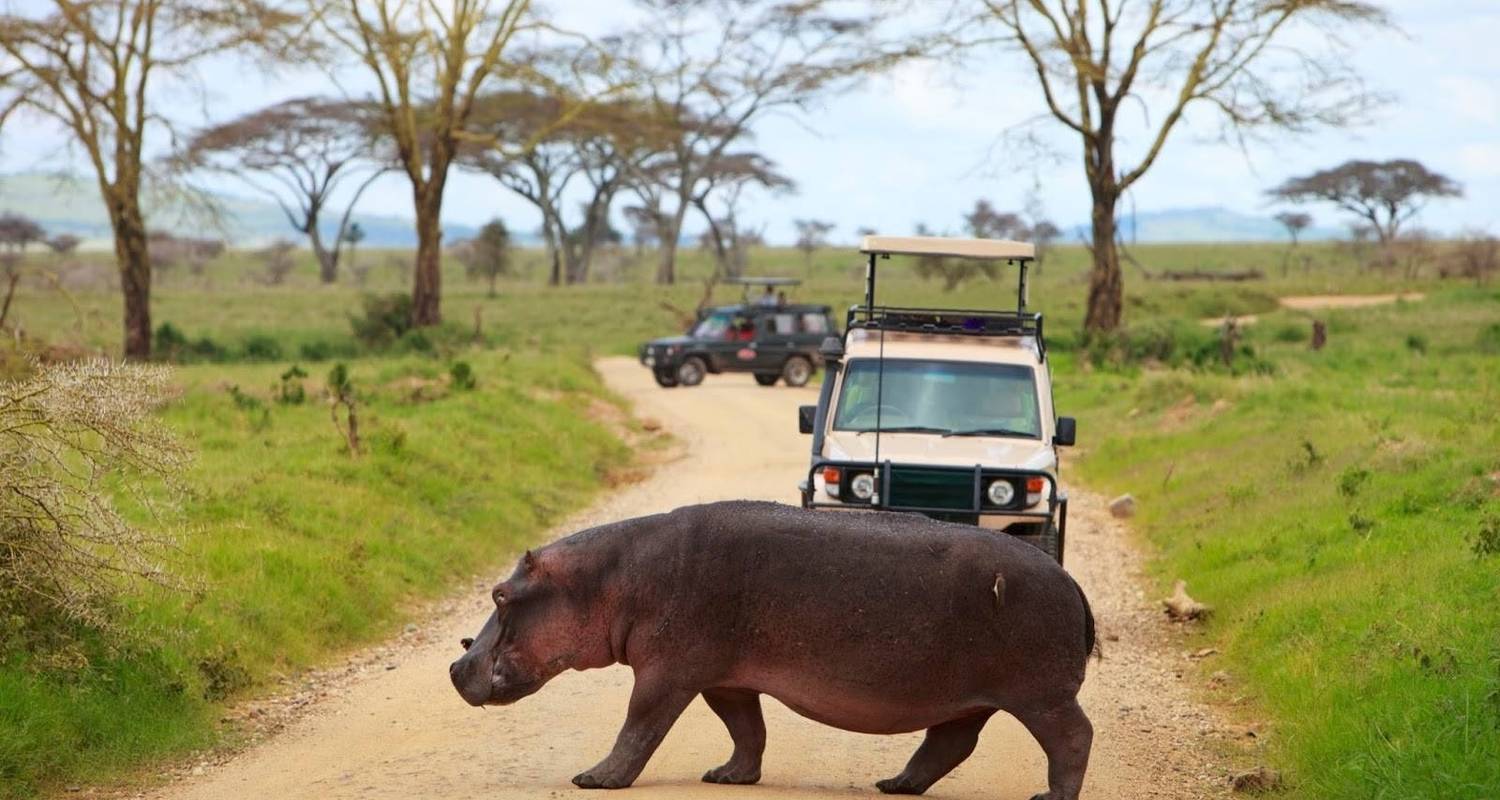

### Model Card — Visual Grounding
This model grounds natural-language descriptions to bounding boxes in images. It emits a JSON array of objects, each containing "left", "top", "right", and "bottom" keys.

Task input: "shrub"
[
  {"left": 257, "top": 240, "right": 297, "bottom": 286},
  {"left": 153, "top": 323, "right": 224, "bottom": 364},
  {"left": 1478, "top": 323, "right": 1500, "bottom": 355},
  {"left": 297, "top": 337, "right": 358, "bottom": 362},
  {"left": 0, "top": 361, "right": 188, "bottom": 635},
  {"left": 1473, "top": 515, "right": 1500, "bottom": 558},
  {"left": 449, "top": 360, "right": 476, "bottom": 390},
  {"left": 350, "top": 293, "right": 413, "bottom": 348},
  {"left": 276, "top": 365, "right": 308, "bottom": 404},
  {"left": 241, "top": 334, "right": 284, "bottom": 361},
  {"left": 328, "top": 363, "right": 360, "bottom": 455}
]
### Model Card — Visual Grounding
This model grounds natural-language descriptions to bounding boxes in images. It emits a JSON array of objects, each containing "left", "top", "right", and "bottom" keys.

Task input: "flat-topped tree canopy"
[{"left": 861, "top": 235, "right": 1035, "bottom": 261}]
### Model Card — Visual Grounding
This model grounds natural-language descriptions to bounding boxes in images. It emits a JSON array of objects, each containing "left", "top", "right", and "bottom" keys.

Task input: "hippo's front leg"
[{"left": 572, "top": 671, "right": 696, "bottom": 789}]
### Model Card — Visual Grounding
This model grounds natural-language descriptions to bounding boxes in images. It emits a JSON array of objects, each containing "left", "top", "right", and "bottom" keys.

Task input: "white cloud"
[
  {"left": 1457, "top": 143, "right": 1500, "bottom": 178},
  {"left": 1437, "top": 76, "right": 1500, "bottom": 126}
]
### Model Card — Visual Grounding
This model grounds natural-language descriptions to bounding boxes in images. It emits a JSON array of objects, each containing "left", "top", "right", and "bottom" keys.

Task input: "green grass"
[
  {"left": 1058, "top": 287, "right": 1500, "bottom": 798},
  {"left": 5, "top": 239, "right": 1494, "bottom": 797},
  {"left": 0, "top": 350, "right": 630, "bottom": 797}
]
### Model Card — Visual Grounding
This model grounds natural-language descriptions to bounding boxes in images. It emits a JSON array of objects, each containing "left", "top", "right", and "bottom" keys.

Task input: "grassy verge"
[
  {"left": 0, "top": 350, "right": 630, "bottom": 797},
  {"left": 6, "top": 241, "right": 1490, "bottom": 796},
  {"left": 1058, "top": 287, "right": 1500, "bottom": 798}
]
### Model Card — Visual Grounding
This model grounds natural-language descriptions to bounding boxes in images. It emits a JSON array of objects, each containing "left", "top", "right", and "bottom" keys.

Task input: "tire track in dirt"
[{"left": 136, "top": 357, "right": 1230, "bottom": 800}]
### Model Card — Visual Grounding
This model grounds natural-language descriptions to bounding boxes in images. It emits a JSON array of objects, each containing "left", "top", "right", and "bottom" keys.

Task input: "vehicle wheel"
[
  {"left": 781, "top": 356, "right": 813, "bottom": 388},
  {"left": 753, "top": 373, "right": 779, "bottom": 387},
  {"left": 676, "top": 356, "right": 707, "bottom": 387},
  {"left": 653, "top": 369, "right": 679, "bottom": 388},
  {"left": 1020, "top": 523, "right": 1063, "bottom": 565}
]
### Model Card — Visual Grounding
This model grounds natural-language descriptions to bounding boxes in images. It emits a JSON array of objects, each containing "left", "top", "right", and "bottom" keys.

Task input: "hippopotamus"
[{"left": 449, "top": 500, "right": 1096, "bottom": 799}]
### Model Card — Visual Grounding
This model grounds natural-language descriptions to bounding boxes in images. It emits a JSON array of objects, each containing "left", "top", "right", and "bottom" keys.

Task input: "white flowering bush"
[{"left": 0, "top": 360, "right": 187, "bottom": 634}]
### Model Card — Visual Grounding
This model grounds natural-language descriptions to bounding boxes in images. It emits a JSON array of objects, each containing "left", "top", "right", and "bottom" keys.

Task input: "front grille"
[{"left": 886, "top": 466, "right": 975, "bottom": 512}]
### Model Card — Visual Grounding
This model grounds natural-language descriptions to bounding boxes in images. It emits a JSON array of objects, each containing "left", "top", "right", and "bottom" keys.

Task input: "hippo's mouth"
[{"left": 486, "top": 677, "right": 542, "bottom": 706}]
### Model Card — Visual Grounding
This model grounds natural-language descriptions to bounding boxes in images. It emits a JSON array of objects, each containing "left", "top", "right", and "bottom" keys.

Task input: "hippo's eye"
[
  {"left": 460, "top": 637, "right": 474, "bottom": 651},
  {"left": 492, "top": 588, "right": 506, "bottom": 607}
]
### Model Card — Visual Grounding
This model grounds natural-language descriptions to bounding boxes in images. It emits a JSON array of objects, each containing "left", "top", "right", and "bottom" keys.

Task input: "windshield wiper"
[
  {"left": 942, "top": 427, "right": 1034, "bottom": 438},
  {"left": 856, "top": 425, "right": 952, "bottom": 435}
]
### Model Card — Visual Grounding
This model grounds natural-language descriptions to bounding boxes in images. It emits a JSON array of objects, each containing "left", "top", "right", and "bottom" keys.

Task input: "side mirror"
[
  {"left": 1054, "top": 416, "right": 1077, "bottom": 447},
  {"left": 798, "top": 405, "right": 817, "bottom": 435},
  {"left": 818, "top": 336, "right": 844, "bottom": 361}
]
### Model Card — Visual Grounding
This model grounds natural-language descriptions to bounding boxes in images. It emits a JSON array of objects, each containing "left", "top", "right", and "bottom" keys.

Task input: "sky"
[{"left": 2, "top": 0, "right": 1497, "bottom": 245}]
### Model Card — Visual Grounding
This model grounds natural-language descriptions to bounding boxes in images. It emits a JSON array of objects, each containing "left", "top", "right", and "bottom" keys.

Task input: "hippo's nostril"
[{"left": 460, "top": 637, "right": 474, "bottom": 650}]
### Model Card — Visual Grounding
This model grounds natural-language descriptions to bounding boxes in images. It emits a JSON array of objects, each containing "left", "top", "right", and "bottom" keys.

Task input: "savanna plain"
[{"left": 3, "top": 241, "right": 1498, "bottom": 799}]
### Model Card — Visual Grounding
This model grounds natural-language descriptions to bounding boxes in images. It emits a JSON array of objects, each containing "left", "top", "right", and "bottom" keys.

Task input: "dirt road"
[{"left": 146, "top": 358, "right": 1227, "bottom": 800}]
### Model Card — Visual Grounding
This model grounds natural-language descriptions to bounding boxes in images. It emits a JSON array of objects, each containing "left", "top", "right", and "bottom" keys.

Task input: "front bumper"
[
  {"left": 639, "top": 345, "right": 677, "bottom": 370},
  {"left": 800, "top": 460, "right": 1068, "bottom": 560}
]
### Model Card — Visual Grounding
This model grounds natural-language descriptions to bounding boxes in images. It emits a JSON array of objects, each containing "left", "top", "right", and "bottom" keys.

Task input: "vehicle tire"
[
  {"left": 753, "top": 373, "right": 779, "bottom": 387},
  {"left": 1019, "top": 522, "right": 1063, "bottom": 565},
  {"left": 652, "top": 369, "right": 679, "bottom": 388},
  {"left": 676, "top": 356, "right": 707, "bottom": 387},
  {"left": 781, "top": 356, "right": 813, "bottom": 388}
]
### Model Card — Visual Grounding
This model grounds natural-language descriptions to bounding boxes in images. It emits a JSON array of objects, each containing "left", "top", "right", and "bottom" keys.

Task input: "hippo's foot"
[
  {"left": 571, "top": 771, "right": 632, "bottom": 790},
  {"left": 875, "top": 775, "right": 931, "bottom": 795},
  {"left": 702, "top": 763, "right": 760, "bottom": 785}
]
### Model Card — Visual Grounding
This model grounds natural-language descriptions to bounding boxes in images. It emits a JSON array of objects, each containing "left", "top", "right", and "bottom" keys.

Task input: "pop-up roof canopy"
[
  {"left": 724, "top": 276, "right": 802, "bottom": 286},
  {"left": 860, "top": 235, "right": 1035, "bottom": 261}
]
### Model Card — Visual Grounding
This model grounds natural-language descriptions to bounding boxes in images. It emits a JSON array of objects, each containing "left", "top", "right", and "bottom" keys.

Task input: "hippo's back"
[{"left": 623, "top": 501, "right": 1090, "bottom": 724}]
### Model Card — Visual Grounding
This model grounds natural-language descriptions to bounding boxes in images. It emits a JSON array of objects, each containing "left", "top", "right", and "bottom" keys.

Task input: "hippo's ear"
[{"left": 521, "top": 549, "right": 538, "bottom": 575}]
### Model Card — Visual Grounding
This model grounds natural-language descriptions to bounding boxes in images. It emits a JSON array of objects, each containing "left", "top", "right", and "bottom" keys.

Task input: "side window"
[
  {"left": 800, "top": 313, "right": 829, "bottom": 334},
  {"left": 773, "top": 313, "right": 798, "bottom": 334}
]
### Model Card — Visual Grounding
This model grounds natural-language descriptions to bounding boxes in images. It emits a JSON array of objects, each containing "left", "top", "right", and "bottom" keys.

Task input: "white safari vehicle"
[{"left": 797, "top": 235, "right": 1077, "bottom": 563}]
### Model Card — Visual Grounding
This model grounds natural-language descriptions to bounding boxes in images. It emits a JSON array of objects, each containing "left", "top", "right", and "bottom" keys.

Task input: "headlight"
[
  {"left": 849, "top": 472, "right": 876, "bottom": 501},
  {"left": 986, "top": 479, "right": 1016, "bottom": 506}
]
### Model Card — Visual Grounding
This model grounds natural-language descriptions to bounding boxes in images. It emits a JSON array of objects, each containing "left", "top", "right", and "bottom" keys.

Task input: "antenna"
[{"left": 869, "top": 251, "right": 884, "bottom": 503}]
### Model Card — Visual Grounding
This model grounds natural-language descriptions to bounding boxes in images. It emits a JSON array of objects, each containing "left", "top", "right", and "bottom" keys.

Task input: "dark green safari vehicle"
[{"left": 638, "top": 278, "right": 838, "bottom": 388}]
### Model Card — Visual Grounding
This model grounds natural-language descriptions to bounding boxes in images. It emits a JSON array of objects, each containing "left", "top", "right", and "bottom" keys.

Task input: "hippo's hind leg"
[
  {"left": 700, "top": 688, "right": 766, "bottom": 785},
  {"left": 572, "top": 671, "right": 696, "bottom": 790},
  {"left": 875, "top": 711, "right": 994, "bottom": 795},
  {"left": 1013, "top": 699, "right": 1093, "bottom": 800}
]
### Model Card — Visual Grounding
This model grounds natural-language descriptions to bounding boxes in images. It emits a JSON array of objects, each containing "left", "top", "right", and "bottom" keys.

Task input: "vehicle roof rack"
[
  {"left": 861, "top": 236, "right": 1034, "bottom": 261},
  {"left": 723, "top": 276, "right": 802, "bottom": 286},
  {"left": 846, "top": 305, "right": 1047, "bottom": 361}
]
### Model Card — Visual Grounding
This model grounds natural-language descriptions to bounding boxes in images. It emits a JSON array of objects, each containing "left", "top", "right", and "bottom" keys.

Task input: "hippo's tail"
[{"left": 1071, "top": 575, "right": 1102, "bottom": 665}]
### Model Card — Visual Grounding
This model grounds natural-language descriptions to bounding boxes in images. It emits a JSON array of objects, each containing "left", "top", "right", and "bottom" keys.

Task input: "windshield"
[
  {"left": 691, "top": 312, "right": 733, "bottom": 338},
  {"left": 832, "top": 359, "right": 1042, "bottom": 438}
]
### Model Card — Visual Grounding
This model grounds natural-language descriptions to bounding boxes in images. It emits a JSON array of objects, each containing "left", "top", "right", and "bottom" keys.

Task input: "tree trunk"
[
  {"left": 1083, "top": 188, "right": 1123, "bottom": 335},
  {"left": 411, "top": 181, "right": 444, "bottom": 327},
  {"left": 656, "top": 202, "right": 690, "bottom": 285},
  {"left": 542, "top": 213, "right": 563, "bottom": 287},
  {"left": 308, "top": 220, "right": 338, "bottom": 284},
  {"left": 108, "top": 192, "right": 153, "bottom": 360}
]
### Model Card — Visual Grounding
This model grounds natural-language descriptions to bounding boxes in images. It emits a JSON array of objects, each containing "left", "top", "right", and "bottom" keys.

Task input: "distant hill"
[
  {"left": 0, "top": 172, "right": 482, "bottom": 248},
  {"left": 1071, "top": 205, "right": 1344, "bottom": 243},
  {"left": 4, "top": 172, "right": 1348, "bottom": 248}
]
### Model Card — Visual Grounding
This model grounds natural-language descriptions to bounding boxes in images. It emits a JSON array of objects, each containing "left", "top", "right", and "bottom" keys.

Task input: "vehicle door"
[
  {"left": 755, "top": 310, "right": 801, "bottom": 371},
  {"left": 702, "top": 310, "right": 758, "bottom": 371}
]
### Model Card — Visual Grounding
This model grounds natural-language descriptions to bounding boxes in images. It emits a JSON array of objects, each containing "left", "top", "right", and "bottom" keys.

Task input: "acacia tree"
[
  {"left": 0, "top": 1, "right": 294, "bottom": 359},
  {"left": 1268, "top": 160, "right": 1460, "bottom": 246},
  {"left": 793, "top": 218, "right": 834, "bottom": 272},
  {"left": 1273, "top": 210, "right": 1312, "bottom": 275},
  {"left": 180, "top": 97, "right": 385, "bottom": 284},
  {"left": 693, "top": 152, "right": 792, "bottom": 278},
  {"left": 312, "top": 0, "right": 539, "bottom": 325},
  {"left": 454, "top": 218, "right": 511, "bottom": 296},
  {"left": 959, "top": 0, "right": 1389, "bottom": 334},
  {"left": 627, "top": 0, "right": 895, "bottom": 284},
  {"left": 464, "top": 91, "right": 663, "bottom": 285}
]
